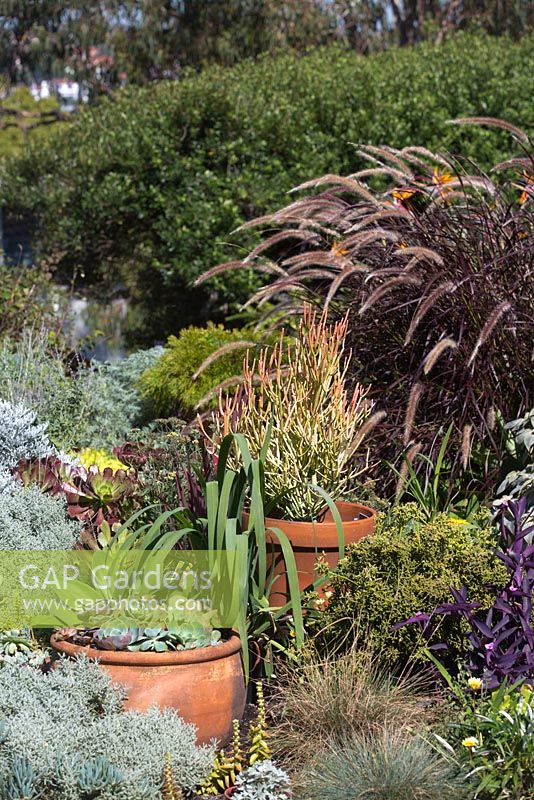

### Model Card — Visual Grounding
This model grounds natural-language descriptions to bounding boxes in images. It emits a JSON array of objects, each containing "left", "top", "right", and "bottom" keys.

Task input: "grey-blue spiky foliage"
[
  {"left": 0, "top": 399, "right": 53, "bottom": 471},
  {"left": 300, "top": 731, "right": 467, "bottom": 800},
  {"left": 0, "top": 484, "right": 81, "bottom": 549},
  {"left": 0, "top": 657, "right": 214, "bottom": 800}
]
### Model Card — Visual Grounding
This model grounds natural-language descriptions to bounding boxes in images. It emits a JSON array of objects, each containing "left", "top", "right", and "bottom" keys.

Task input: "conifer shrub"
[
  {"left": 314, "top": 504, "right": 506, "bottom": 669},
  {"left": 140, "top": 323, "right": 268, "bottom": 415}
]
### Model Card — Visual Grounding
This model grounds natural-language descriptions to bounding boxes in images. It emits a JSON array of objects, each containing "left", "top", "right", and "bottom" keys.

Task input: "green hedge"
[{"left": 2, "top": 33, "right": 532, "bottom": 344}]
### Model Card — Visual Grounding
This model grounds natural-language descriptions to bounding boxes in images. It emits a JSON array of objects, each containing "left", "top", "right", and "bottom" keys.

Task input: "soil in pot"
[{"left": 50, "top": 632, "right": 246, "bottom": 745}]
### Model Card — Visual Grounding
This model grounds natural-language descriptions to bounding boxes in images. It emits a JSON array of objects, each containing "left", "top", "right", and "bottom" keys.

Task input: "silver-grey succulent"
[
  {"left": 0, "top": 630, "right": 47, "bottom": 669},
  {"left": 497, "top": 408, "right": 534, "bottom": 522},
  {"left": 233, "top": 761, "right": 291, "bottom": 800},
  {"left": 0, "top": 656, "right": 214, "bottom": 799}
]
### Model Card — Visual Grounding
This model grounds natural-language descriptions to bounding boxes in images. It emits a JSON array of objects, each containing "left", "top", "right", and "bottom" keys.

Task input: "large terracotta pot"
[
  {"left": 50, "top": 633, "right": 245, "bottom": 745},
  {"left": 246, "top": 500, "right": 376, "bottom": 604}
]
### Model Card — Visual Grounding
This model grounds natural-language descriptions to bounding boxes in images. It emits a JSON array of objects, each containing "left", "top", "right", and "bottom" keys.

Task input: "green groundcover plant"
[
  {"left": 432, "top": 662, "right": 534, "bottom": 800},
  {"left": 2, "top": 33, "right": 532, "bottom": 343}
]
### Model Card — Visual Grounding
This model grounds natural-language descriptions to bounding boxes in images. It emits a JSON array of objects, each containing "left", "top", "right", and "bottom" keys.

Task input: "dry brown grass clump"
[{"left": 269, "top": 649, "right": 438, "bottom": 773}]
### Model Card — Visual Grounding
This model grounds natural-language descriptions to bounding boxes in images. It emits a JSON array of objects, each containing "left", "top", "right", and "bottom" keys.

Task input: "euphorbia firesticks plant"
[{"left": 199, "top": 305, "right": 380, "bottom": 522}]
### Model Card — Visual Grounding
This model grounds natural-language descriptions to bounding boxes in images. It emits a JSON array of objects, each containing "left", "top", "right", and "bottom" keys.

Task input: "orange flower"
[
  {"left": 432, "top": 167, "right": 454, "bottom": 186},
  {"left": 331, "top": 240, "right": 349, "bottom": 257},
  {"left": 392, "top": 187, "right": 417, "bottom": 203},
  {"left": 519, "top": 172, "right": 534, "bottom": 205},
  {"left": 432, "top": 167, "right": 454, "bottom": 198}
]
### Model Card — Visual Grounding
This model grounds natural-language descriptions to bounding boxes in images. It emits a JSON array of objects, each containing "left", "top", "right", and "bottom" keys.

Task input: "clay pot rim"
[
  {"left": 246, "top": 500, "right": 377, "bottom": 549},
  {"left": 263, "top": 500, "right": 377, "bottom": 529},
  {"left": 50, "top": 632, "right": 242, "bottom": 666}
]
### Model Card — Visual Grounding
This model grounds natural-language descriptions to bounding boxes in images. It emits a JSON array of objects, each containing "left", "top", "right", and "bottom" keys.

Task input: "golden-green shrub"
[
  {"left": 314, "top": 504, "right": 506, "bottom": 669},
  {"left": 139, "top": 323, "right": 268, "bottom": 416}
]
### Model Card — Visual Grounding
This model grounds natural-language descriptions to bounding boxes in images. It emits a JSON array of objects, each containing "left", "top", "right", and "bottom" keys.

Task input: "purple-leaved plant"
[{"left": 396, "top": 498, "right": 534, "bottom": 687}]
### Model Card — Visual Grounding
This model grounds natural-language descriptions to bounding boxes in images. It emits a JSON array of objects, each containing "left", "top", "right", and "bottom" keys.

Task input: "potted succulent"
[
  {"left": 201, "top": 306, "right": 381, "bottom": 602},
  {"left": 49, "top": 434, "right": 306, "bottom": 736},
  {"left": 51, "top": 621, "right": 245, "bottom": 746}
]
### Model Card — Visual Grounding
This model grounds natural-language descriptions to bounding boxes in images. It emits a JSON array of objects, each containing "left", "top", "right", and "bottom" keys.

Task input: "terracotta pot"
[
  {"left": 246, "top": 500, "right": 376, "bottom": 604},
  {"left": 50, "top": 633, "right": 245, "bottom": 745}
]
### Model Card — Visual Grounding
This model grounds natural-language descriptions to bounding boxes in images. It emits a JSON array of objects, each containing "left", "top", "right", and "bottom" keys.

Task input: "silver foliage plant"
[
  {"left": 0, "top": 657, "right": 214, "bottom": 800},
  {"left": 0, "top": 484, "right": 81, "bottom": 549},
  {"left": 0, "top": 333, "right": 163, "bottom": 451},
  {"left": 0, "top": 399, "right": 53, "bottom": 472},
  {"left": 496, "top": 408, "right": 534, "bottom": 524},
  {"left": 233, "top": 761, "right": 291, "bottom": 800},
  {"left": 0, "top": 470, "right": 16, "bottom": 496}
]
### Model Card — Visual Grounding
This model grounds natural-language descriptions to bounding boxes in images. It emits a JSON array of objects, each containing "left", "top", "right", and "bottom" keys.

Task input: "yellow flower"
[
  {"left": 468, "top": 677, "right": 482, "bottom": 691},
  {"left": 520, "top": 683, "right": 533, "bottom": 702},
  {"left": 462, "top": 736, "right": 479, "bottom": 749},
  {"left": 448, "top": 517, "right": 469, "bottom": 525},
  {"left": 73, "top": 448, "right": 127, "bottom": 473}
]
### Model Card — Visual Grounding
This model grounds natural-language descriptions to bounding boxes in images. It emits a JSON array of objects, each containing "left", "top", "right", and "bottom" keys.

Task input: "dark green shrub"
[
  {"left": 315, "top": 504, "right": 506, "bottom": 668},
  {"left": 139, "top": 323, "right": 268, "bottom": 415},
  {"left": 0, "top": 265, "right": 62, "bottom": 341},
  {"left": 2, "top": 33, "right": 532, "bottom": 343},
  {"left": 0, "top": 88, "right": 62, "bottom": 161}
]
